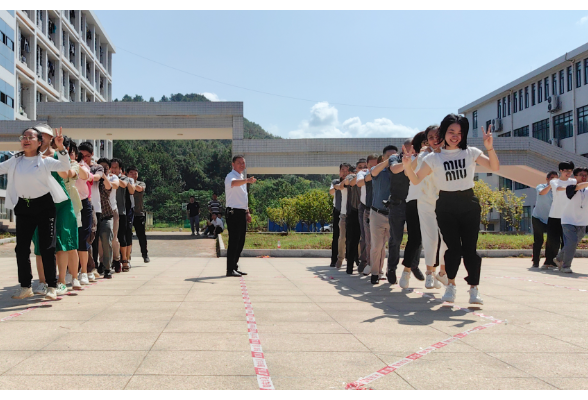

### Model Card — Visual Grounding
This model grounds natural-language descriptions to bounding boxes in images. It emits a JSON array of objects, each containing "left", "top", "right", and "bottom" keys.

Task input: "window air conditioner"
[{"left": 548, "top": 96, "right": 561, "bottom": 113}]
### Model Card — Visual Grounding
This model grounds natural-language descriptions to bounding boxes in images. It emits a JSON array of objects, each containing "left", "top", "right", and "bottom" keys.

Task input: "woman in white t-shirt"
[
  {"left": 0, "top": 127, "right": 70, "bottom": 300},
  {"left": 417, "top": 125, "right": 448, "bottom": 289},
  {"left": 402, "top": 114, "right": 499, "bottom": 305}
]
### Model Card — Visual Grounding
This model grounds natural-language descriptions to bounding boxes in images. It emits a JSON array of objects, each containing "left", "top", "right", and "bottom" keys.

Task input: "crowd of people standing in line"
[
  {"left": 329, "top": 113, "right": 499, "bottom": 305},
  {"left": 5, "top": 124, "right": 150, "bottom": 300}
]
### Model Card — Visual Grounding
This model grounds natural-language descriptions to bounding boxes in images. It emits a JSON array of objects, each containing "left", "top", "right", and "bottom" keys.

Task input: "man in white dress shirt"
[{"left": 224, "top": 155, "right": 257, "bottom": 277}]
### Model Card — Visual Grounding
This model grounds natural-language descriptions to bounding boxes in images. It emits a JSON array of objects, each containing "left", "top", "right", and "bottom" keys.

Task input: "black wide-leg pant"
[
  {"left": 226, "top": 208, "right": 247, "bottom": 273},
  {"left": 436, "top": 189, "right": 482, "bottom": 286}
]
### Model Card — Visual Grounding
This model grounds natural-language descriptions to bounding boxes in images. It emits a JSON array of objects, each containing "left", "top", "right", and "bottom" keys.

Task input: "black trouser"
[
  {"left": 331, "top": 207, "right": 340, "bottom": 266},
  {"left": 14, "top": 194, "right": 57, "bottom": 288},
  {"left": 117, "top": 213, "right": 128, "bottom": 248},
  {"left": 133, "top": 215, "right": 148, "bottom": 257},
  {"left": 78, "top": 198, "right": 92, "bottom": 251},
  {"left": 345, "top": 208, "right": 361, "bottom": 273},
  {"left": 545, "top": 217, "right": 564, "bottom": 265},
  {"left": 436, "top": 189, "right": 482, "bottom": 286},
  {"left": 126, "top": 207, "right": 134, "bottom": 246},
  {"left": 92, "top": 212, "right": 102, "bottom": 269},
  {"left": 226, "top": 208, "right": 247, "bottom": 273},
  {"left": 402, "top": 200, "right": 423, "bottom": 269},
  {"left": 532, "top": 216, "right": 548, "bottom": 265}
]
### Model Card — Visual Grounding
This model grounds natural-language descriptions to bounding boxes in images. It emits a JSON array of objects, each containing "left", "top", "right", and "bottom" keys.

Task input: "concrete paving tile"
[
  {"left": 164, "top": 320, "right": 246, "bottom": 333},
  {"left": 254, "top": 321, "right": 348, "bottom": 334},
  {"left": 172, "top": 308, "right": 245, "bottom": 321},
  {"left": 0, "top": 351, "right": 35, "bottom": 374},
  {"left": 5, "top": 350, "right": 148, "bottom": 375},
  {"left": 107, "top": 302, "right": 181, "bottom": 311},
  {"left": 262, "top": 333, "right": 369, "bottom": 352},
  {"left": 92, "top": 309, "right": 177, "bottom": 321},
  {"left": 135, "top": 351, "right": 252, "bottom": 375},
  {"left": 11, "top": 309, "right": 99, "bottom": 321},
  {"left": 249, "top": 302, "right": 322, "bottom": 311},
  {"left": 116, "top": 295, "right": 188, "bottom": 303},
  {"left": 337, "top": 320, "right": 436, "bottom": 334},
  {"left": 264, "top": 351, "right": 385, "bottom": 377},
  {"left": 252, "top": 310, "right": 334, "bottom": 322},
  {"left": 406, "top": 376, "right": 556, "bottom": 390},
  {"left": 241, "top": 295, "right": 313, "bottom": 303},
  {"left": 183, "top": 294, "right": 244, "bottom": 302},
  {"left": 353, "top": 333, "right": 480, "bottom": 353},
  {"left": 271, "top": 374, "right": 414, "bottom": 390},
  {"left": 462, "top": 333, "right": 586, "bottom": 353},
  {"left": 542, "top": 377, "right": 588, "bottom": 389},
  {"left": 44, "top": 332, "right": 161, "bottom": 351},
  {"left": 177, "top": 301, "right": 248, "bottom": 310},
  {"left": 125, "top": 375, "right": 259, "bottom": 390},
  {"left": 0, "top": 374, "right": 132, "bottom": 390},
  {"left": 152, "top": 333, "right": 250, "bottom": 351},
  {"left": 70, "top": 320, "right": 168, "bottom": 333},
  {"left": 487, "top": 352, "right": 588, "bottom": 377}
]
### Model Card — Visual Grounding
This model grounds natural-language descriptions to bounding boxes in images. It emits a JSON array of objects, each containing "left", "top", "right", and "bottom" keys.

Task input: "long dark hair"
[
  {"left": 15, "top": 128, "right": 43, "bottom": 157},
  {"left": 411, "top": 131, "right": 427, "bottom": 153},
  {"left": 439, "top": 113, "right": 469, "bottom": 150}
]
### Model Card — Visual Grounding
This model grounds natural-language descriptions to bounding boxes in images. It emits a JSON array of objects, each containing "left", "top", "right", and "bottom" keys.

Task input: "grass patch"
[{"left": 219, "top": 232, "right": 582, "bottom": 250}]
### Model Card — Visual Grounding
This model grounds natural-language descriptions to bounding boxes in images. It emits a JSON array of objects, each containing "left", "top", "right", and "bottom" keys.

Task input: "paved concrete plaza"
[{"left": 0, "top": 235, "right": 588, "bottom": 389}]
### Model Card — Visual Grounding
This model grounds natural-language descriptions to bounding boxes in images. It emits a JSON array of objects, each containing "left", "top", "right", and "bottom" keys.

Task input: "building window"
[
  {"left": 525, "top": 86, "right": 529, "bottom": 108},
  {"left": 533, "top": 118, "right": 550, "bottom": 143},
  {"left": 554, "top": 111, "right": 573, "bottom": 140},
  {"left": 519, "top": 89, "right": 523, "bottom": 110},
  {"left": 553, "top": 73, "right": 557, "bottom": 96},
  {"left": 502, "top": 97, "right": 506, "bottom": 117},
  {"left": 538, "top": 80, "right": 543, "bottom": 103},
  {"left": 472, "top": 110, "right": 478, "bottom": 131},
  {"left": 499, "top": 176, "right": 513, "bottom": 190},
  {"left": 514, "top": 126, "right": 529, "bottom": 137},
  {"left": 0, "top": 91, "right": 14, "bottom": 109},
  {"left": 497, "top": 100, "right": 501, "bottom": 118},
  {"left": 513, "top": 92, "right": 518, "bottom": 113},
  {"left": 545, "top": 77, "right": 549, "bottom": 100},
  {"left": 578, "top": 105, "right": 588, "bottom": 135},
  {"left": 577, "top": 62, "right": 582, "bottom": 88},
  {"left": 585, "top": 58, "right": 588, "bottom": 85},
  {"left": 507, "top": 95, "right": 511, "bottom": 115},
  {"left": 559, "top": 70, "right": 564, "bottom": 94},
  {"left": 514, "top": 182, "right": 530, "bottom": 190},
  {"left": 532, "top": 84, "right": 536, "bottom": 106},
  {"left": 498, "top": 131, "right": 511, "bottom": 137},
  {"left": 486, "top": 120, "right": 491, "bottom": 131},
  {"left": 567, "top": 66, "right": 573, "bottom": 92}
]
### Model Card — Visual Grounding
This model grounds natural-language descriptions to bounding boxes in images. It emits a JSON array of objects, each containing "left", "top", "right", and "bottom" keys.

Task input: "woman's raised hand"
[
  {"left": 54, "top": 127, "right": 64, "bottom": 150},
  {"left": 481, "top": 124, "right": 493, "bottom": 150}
]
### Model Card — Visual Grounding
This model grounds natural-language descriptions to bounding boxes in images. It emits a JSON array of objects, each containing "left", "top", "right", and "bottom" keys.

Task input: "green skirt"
[{"left": 33, "top": 198, "right": 79, "bottom": 255}]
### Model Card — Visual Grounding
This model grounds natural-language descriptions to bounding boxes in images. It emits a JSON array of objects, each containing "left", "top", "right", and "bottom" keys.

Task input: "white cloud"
[
  {"left": 578, "top": 15, "right": 588, "bottom": 25},
  {"left": 287, "top": 101, "right": 418, "bottom": 139},
  {"left": 201, "top": 92, "right": 224, "bottom": 101}
]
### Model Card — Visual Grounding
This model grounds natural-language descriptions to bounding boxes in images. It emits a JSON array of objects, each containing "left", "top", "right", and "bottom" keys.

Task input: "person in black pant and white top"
[
  {"left": 402, "top": 113, "right": 499, "bottom": 304},
  {"left": 543, "top": 161, "right": 576, "bottom": 270},
  {"left": 225, "top": 155, "right": 256, "bottom": 277},
  {"left": 2, "top": 127, "right": 70, "bottom": 299}
]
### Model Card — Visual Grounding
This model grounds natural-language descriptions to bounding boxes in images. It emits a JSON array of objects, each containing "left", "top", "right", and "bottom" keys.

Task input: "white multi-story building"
[
  {"left": 0, "top": 9, "right": 115, "bottom": 228},
  {"left": 459, "top": 41, "right": 588, "bottom": 231}
]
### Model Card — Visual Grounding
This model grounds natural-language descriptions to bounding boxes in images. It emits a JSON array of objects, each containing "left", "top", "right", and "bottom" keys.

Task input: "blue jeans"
[{"left": 189, "top": 216, "right": 200, "bottom": 234}]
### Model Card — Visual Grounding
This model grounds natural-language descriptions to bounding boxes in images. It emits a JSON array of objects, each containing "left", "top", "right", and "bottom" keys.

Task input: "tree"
[
  {"left": 496, "top": 188, "right": 527, "bottom": 231},
  {"left": 295, "top": 189, "right": 332, "bottom": 231},
  {"left": 149, "top": 97, "right": 155, "bottom": 102},
  {"left": 473, "top": 180, "right": 498, "bottom": 230}
]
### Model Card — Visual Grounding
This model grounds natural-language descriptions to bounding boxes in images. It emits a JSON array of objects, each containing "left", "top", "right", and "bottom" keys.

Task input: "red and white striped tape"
[
  {"left": 240, "top": 277, "right": 275, "bottom": 390},
  {"left": 1, "top": 281, "right": 99, "bottom": 323},
  {"left": 345, "top": 288, "right": 504, "bottom": 390},
  {"left": 485, "top": 276, "right": 588, "bottom": 293}
]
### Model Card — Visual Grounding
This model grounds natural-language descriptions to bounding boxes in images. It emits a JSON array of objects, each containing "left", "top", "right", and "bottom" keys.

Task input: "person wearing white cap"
[{"left": 1, "top": 126, "right": 70, "bottom": 300}]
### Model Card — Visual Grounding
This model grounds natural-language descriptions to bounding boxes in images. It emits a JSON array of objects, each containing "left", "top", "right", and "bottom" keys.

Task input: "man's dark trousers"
[
  {"left": 226, "top": 208, "right": 247, "bottom": 273},
  {"left": 331, "top": 207, "right": 340, "bottom": 266},
  {"left": 133, "top": 215, "right": 149, "bottom": 258},
  {"left": 346, "top": 208, "right": 360, "bottom": 273}
]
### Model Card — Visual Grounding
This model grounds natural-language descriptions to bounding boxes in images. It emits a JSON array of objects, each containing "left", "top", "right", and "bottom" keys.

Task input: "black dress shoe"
[
  {"left": 143, "top": 256, "right": 150, "bottom": 263},
  {"left": 346, "top": 270, "right": 353, "bottom": 275},
  {"left": 412, "top": 267, "right": 425, "bottom": 281},
  {"left": 236, "top": 270, "right": 248, "bottom": 275},
  {"left": 370, "top": 274, "right": 380, "bottom": 284},
  {"left": 103, "top": 271, "right": 112, "bottom": 279},
  {"left": 387, "top": 272, "right": 397, "bottom": 284},
  {"left": 329, "top": 263, "right": 336, "bottom": 268},
  {"left": 226, "top": 271, "right": 242, "bottom": 277}
]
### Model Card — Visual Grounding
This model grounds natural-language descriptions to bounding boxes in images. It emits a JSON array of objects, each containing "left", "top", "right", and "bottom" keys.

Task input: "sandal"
[{"left": 122, "top": 260, "right": 129, "bottom": 272}]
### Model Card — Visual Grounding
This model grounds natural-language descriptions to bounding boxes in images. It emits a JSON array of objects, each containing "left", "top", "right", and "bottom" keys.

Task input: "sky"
[{"left": 95, "top": 10, "right": 588, "bottom": 139}]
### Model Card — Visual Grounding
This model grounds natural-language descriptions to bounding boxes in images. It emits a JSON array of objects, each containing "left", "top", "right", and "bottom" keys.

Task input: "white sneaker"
[
  {"left": 79, "top": 273, "right": 90, "bottom": 285},
  {"left": 468, "top": 287, "right": 484, "bottom": 305},
  {"left": 362, "top": 265, "right": 371, "bottom": 276},
  {"left": 435, "top": 272, "right": 449, "bottom": 286},
  {"left": 88, "top": 273, "right": 96, "bottom": 282},
  {"left": 65, "top": 272, "right": 72, "bottom": 285},
  {"left": 33, "top": 282, "right": 48, "bottom": 295},
  {"left": 553, "top": 258, "right": 563, "bottom": 270},
  {"left": 441, "top": 284, "right": 457, "bottom": 303},
  {"left": 56, "top": 282, "right": 68, "bottom": 296},
  {"left": 562, "top": 267, "right": 573, "bottom": 273},
  {"left": 399, "top": 270, "right": 411, "bottom": 289},
  {"left": 425, "top": 274, "right": 436, "bottom": 289},
  {"left": 45, "top": 287, "right": 57, "bottom": 300},
  {"left": 72, "top": 278, "right": 82, "bottom": 290},
  {"left": 540, "top": 264, "right": 551, "bottom": 270},
  {"left": 12, "top": 287, "right": 34, "bottom": 299}
]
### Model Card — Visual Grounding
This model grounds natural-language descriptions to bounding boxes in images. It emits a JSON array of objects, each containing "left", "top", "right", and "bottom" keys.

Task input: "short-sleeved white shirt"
[
  {"left": 108, "top": 175, "right": 119, "bottom": 210},
  {"left": 561, "top": 187, "right": 588, "bottom": 226},
  {"left": 224, "top": 169, "right": 249, "bottom": 209},
  {"left": 423, "top": 147, "right": 483, "bottom": 192},
  {"left": 406, "top": 154, "right": 424, "bottom": 202},
  {"left": 549, "top": 178, "right": 577, "bottom": 219},
  {"left": 356, "top": 169, "right": 369, "bottom": 205}
]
